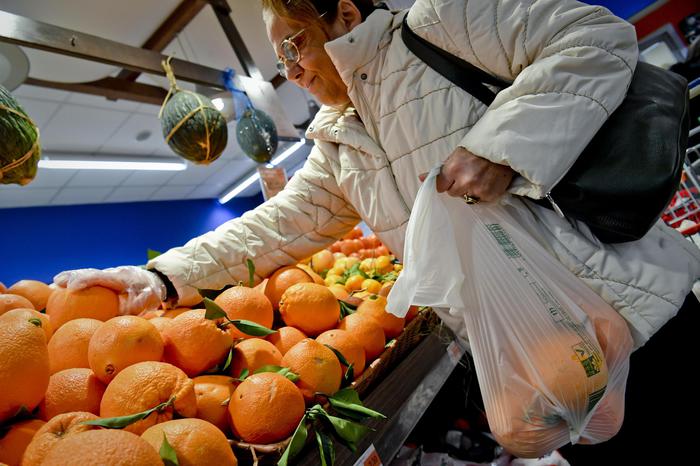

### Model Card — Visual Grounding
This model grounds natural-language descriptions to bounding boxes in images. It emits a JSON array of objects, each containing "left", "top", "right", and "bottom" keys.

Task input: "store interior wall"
[{"left": 0, "top": 194, "right": 263, "bottom": 286}]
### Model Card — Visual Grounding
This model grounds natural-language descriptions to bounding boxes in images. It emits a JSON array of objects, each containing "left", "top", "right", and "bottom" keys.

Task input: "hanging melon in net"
[
  {"left": 159, "top": 58, "right": 227, "bottom": 164},
  {"left": 0, "top": 84, "right": 40, "bottom": 185}
]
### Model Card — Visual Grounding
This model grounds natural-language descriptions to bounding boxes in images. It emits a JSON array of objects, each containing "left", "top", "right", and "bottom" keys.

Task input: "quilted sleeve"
[
  {"left": 147, "top": 144, "right": 361, "bottom": 305},
  {"left": 413, "top": 0, "right": 638, "bottom": 198}
]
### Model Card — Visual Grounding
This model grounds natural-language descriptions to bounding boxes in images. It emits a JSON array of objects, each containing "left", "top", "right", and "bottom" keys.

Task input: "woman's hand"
[
  {"left": 53, "top": 266, "right": 167, "bottom": 315},
  {"left": 420, "top": 147, "right": 516, "bottom": 202}
]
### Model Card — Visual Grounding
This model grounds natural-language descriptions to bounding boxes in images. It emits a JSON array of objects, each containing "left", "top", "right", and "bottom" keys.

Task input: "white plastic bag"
[{"left": 387, "top": 167, "right": 633, "bottom": 458}]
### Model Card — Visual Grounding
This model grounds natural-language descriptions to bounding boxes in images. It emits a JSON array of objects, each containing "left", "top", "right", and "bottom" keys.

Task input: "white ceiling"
[{"left": 0, "top": 0, "right": 317, "bottom": 208}]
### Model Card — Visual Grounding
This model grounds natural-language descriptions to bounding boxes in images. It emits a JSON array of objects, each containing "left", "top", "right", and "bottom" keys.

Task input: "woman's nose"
[{"left": 286, "top": 61, "right": 304, "bottom": 82}]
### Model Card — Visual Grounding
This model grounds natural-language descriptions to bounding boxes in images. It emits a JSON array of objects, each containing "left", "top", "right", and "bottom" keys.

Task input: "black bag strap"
[{"left": 400, "top": 16, "right": 510, "bottom": 106}]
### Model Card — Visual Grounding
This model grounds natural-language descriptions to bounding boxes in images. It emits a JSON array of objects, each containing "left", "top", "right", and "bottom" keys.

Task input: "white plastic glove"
[{"left": 53, "top": 266, "right": 167, "bottom": 316}]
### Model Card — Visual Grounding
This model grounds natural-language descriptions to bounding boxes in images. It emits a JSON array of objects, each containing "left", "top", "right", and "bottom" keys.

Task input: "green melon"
[
  {"left": 160, "top": 90, "right": 227, "bottom": 164},
  {"left": 236, "top": 108, "right": 278, "bottom": 164},
  {"left": 0, "top": 84, "right": 40, "bottom": 185}
]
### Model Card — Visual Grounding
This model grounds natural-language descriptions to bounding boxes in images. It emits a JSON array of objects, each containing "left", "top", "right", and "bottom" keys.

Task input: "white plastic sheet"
[{"left": 387, "top": 167, "right": 633, "bottom": 458}]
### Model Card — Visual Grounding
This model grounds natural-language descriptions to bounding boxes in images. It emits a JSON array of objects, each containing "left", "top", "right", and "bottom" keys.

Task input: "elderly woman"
[{"left": 56, "top": 0, "right": 699, "bottom": 462}]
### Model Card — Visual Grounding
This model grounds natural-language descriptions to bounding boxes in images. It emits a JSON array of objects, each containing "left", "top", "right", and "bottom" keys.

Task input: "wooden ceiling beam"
[
  {"left": 116, "top": 0, "right": 208, "bottom": 82},
  {"left": 25, "top": 77, "right": 168, "bottom": 106}
]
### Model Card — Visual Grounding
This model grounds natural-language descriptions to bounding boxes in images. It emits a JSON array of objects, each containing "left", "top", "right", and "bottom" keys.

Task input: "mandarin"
[
  {"left": 229, "top": 338, "right": 282, "bottom": 379},
  {"left": 41, "top": 429, "right": 163, "bottom": 466},
  {"left": 214, "top": 286, "right": 273, "bottom": 339},
  {"left": 281, "top": 338, "right": 342, "bottom": 401},
  {"left": 88, "top": 316, "right": 164, "bottom": 384},
  {"left": 46, "top": 286, "right": 119, "bottom": 329},
  {"left": 162, "top": 309, "right": 232, "bottom": 376},
  {"left": 229, "top": 372, "right": 305, "bottom": 444},
  {"left": 21, "top": 412, "right": 99, "bottom": 466},
  {"left": 47, "top": 318, "right": 101, "bottom": 374},
  {"left": 100, "top": 361, "right": 196, "bottom": 435},
  {"left": 0, "top": 313, "right": 49, "bottom": 422},
  {"left": 279, "top": 283, "right": 340, "bottom": 336},
  {"left": 38, "top": 368, "right": 106, "bottom": 420},
  {"left": 141, "top": 418, "right": 238, "bottom": 466}
]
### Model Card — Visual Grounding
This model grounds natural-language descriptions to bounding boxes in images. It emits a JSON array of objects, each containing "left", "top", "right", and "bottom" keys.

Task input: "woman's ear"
[{"left": 336, "top": 0, "right": 363, "bottom": 32}]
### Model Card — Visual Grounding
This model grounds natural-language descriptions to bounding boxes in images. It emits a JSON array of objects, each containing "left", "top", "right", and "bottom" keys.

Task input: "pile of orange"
[{"left": 0, "top": 226, "right": 415, "bottom": 463}]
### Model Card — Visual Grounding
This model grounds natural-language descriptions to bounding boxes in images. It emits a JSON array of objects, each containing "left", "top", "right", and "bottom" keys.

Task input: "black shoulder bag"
[{"left": 401, "top": 17, "right": 689, "bottom": 243}]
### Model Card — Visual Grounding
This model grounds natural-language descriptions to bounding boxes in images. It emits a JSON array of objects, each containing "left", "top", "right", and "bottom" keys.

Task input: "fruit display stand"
[
  {"left": 228, "top": 308, "right": 451, "bottom": 465},
  {"left": 297, "top": 321, "right": 464, "bottom": 465}
]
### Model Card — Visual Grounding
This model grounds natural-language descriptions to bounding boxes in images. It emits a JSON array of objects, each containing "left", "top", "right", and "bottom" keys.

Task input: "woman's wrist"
[{"left": 148, "top": 268, "right": 178, "bottom": 305}]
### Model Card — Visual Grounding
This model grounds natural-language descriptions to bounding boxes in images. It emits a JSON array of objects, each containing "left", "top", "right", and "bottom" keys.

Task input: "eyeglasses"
[
  {"left": 275, "top": 12, "right": 327, "bottom": 78},
  {"left": 276, "top": 28, "right": 307, "bottom": 78}
]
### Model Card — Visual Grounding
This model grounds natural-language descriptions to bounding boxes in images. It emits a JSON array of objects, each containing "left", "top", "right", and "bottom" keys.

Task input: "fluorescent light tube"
[
  {"left": 38, "top": 159, "right": 187, "bottom": 171},
  {"left": 219, "top": 139, "right": 306, "bottom": 204}
]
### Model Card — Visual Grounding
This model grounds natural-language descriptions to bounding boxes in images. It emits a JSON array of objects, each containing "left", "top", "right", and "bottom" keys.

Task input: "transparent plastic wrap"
[{"left": 387, "top": 168, "right": 633, "bottom": 458}]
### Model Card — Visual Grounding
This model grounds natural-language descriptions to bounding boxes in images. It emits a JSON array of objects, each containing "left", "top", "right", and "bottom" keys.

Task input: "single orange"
[
  {"left": 192, "top": 375, "right": 237, "bottom": 433},
  {"left": 316, "top": 329, "right": 366, "bottom": 378},
  {"left": 310, "top": 249, "right": 335, "bottom": 274},
  {"left": 263, "top": 266, "right": 313, "bottom": 309},
  {"left": 229, "top": 338, "right": 282, "bottom": 378},
  {"left": 0, "top": 419, "right": 45, "bottom": 466},
  {"left": 100, "top": 361, "right": 197, "bottom": 435},
  {"left": 46, "top": 286, "right": 119, "bottom": 329},
  {"left": 41, "top": 429, "right": 163, "bottom": 466},
  {"left": 1, "top": 308, "right": 52, "bottom": 341},
  {"left": 281, "top": 338, "right": 342, "bottom": 401},
  {"left": 0, "top": 281, "right": 6, "bottom": 293},
  {"left": 161, "top": 307, "right": 191, "bottom": 319},
  {"left": 356, "top": 295, "right": 405, "bottom": 339},
  {"left": 88, "top": 316, "right": 164, "bottom": 384},
  {"left": 38, "top": 368, "right": 107, "bottom": 420},
  {"left": 22, "top": 412, "right": 99, "bottom": 466},
  {"left": 0, "top": 294, "right": 34, "bottom": 316},
  {"left": 327, "top": 283, "right": 350, "bottom": 300},
  {"left": 141, "top": 418, "right": 238, "bottom": 466},
  {"left": 344, "top": 274, "right": 365, "bottom": 292},
  {"left": 0, "top": 313, "right": 50, "bottom": 423},
  {"left": 338, "top": 312, "right": 386, "bottom": 361},
  {"left": 47, "top": 318, "right": 102, "bottom": 374},
  {"left": 214, "top": 286, "right": 274, "bottom": 339},
  {"left": 229, "top": 372, "right": 305, "bottom": 444},
  {"left": 266, "top": 326, "right": 307, "bottom": 355},
  {"left": 148, "top": 316, "right": 172, "bottom": 335},
  {"left": 138, "top": 309, "right": 164, "bottom": 319},
  {"left": 279, "top": 283, "right": 340, "bottom": 337},
  {"left": 7, "top": 280, "right": 52, "bottom": 312},
  {"left": 162, "top": 309, "right": 232, "bottom": 377}
]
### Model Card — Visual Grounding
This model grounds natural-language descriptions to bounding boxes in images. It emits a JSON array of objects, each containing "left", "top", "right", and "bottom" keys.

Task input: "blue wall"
[
  {"left": 588, "top": 0, "right": 658, "bottom": 19},
  {"left": 0, "top": 194, "right": 263, "bottom": 286}
]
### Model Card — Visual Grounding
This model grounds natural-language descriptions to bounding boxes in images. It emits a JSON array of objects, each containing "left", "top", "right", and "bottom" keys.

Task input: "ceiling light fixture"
[
  {"left": 219, "top": 139, "right": 306, "bottom": 204},
  {"left": 0, "top": 43, "right": 30, "bottom": 91},
  {"left": 38, "top": 155, "right": 187, "bottom": 171}
]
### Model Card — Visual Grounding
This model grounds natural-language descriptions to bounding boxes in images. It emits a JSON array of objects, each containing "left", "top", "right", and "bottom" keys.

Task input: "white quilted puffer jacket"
[{"left": 150, "top": 0, "right": 700, "bottom": 348}]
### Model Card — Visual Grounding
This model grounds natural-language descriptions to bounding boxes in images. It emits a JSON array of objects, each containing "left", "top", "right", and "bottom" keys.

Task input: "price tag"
[
  {"left": 353, "top": 443, "right": 382, "bottom": 466},
  {"left": 446, "top": 340, "right": 464, "bottom": 365}
]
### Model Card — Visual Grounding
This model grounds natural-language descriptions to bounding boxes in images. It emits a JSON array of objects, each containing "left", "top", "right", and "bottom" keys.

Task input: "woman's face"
[{"left": 265, "top": 12, "right": 350, "bottom": 107}]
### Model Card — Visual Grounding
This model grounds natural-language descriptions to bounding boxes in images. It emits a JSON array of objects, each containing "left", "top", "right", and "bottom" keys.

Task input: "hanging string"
[{"left": 158, "top": 56, "right": 180, "bottom": 119}]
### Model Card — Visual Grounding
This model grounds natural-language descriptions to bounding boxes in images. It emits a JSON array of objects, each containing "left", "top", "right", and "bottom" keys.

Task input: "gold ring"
[{"left": 463, "top": 194, "right": 480, "bottom": 205}]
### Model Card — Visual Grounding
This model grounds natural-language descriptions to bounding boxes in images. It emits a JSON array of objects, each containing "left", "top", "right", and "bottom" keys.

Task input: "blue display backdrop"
[
  {"left": 587, "top": 0, "right": 659, "bottom": 19},
  {"left": 0, "top": 195, "right": 263, "bottom": 286}
]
